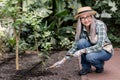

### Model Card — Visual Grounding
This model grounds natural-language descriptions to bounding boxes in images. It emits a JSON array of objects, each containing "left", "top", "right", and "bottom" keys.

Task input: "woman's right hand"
[{"left": 47, "top": 58, "right": 67, "bottom": 69}]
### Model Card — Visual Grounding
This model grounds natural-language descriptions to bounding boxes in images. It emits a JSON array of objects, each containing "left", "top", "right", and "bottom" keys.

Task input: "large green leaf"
[{"left": 55, "top": 10, "right": 68, "bottom": 17}]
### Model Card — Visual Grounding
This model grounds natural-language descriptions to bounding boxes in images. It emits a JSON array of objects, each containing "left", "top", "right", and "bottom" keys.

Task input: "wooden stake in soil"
[
  {"left": 16, "top": 36, "right": 19, "bottom": 70},
  {"left": 14, "top": 28, "right": 20, "bottom": 70}
]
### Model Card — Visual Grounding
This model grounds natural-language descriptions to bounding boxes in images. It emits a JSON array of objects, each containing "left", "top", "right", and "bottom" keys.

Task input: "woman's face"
[{"left": 80, "top": 13, "right": 92, "bottom": 27}]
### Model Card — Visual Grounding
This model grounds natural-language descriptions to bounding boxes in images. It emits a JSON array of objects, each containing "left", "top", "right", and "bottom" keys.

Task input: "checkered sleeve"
[
  {"left": 65, "top": 41, "right": 78, "bottom": 59},
  {"left": 67, "top": 41, "right": 78, "bottom": 54}
]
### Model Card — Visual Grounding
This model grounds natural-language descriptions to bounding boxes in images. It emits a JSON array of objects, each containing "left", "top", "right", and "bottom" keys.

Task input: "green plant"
[
  {"left": 111, "top": 0, "right": 120, "bottom": 24},
  {"left": 0, "top": 0, "right": 24, "bottom": 70},
  {"left": 22, "top": 0, "right": 53, "bottom": 52},
  {"left": 6, "top": 37, "right": 16, "bottom": 52},
  {"left": 59, "top": 37, "right": 73, "bottom": 49},
  {"left": 19, "top": 0, "right": 53, "bottom": 71},
  {"left": 0, "top": 29, "right": 6, "bottom": 56},
  {"left": 44, "top": 0, "right": 80, "bottom": 50}
]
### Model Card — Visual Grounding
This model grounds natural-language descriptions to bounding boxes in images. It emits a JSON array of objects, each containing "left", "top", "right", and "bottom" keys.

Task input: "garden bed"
[{"left": 0, "top": 51, "right": 82, "bottom": 80}]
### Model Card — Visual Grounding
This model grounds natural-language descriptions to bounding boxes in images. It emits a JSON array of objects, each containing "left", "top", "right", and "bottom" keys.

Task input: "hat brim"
[{"left": 74, "top": 10, "right": 97, "bottom": 19}]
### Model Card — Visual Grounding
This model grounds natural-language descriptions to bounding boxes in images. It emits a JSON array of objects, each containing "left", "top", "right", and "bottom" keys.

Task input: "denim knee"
[
  {"left": 77, "top": 38, "right": 91, "bottom": 49},
  {"left": 86, "top": 54, "right": 96, "bottom": 63}
]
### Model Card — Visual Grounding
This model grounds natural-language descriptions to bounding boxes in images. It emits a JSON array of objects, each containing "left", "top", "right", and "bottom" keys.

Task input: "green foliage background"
[{"left": 0, "top": 0, "right": 120, "bottom": 54}]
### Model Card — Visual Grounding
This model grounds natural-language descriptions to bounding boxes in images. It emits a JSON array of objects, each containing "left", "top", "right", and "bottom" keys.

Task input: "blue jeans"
[{"left": 77, "top": 38, "right": 112, "bottom": 70}]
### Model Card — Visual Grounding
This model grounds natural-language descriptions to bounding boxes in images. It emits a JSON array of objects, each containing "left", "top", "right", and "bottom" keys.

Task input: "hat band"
[{"left": 78, "top": 10, "right": 93, "bottom": 14}]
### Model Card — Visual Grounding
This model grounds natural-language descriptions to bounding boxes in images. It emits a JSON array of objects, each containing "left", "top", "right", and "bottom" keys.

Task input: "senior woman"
[{"left": 49, "top": 6, "right": 114, "bottom": 76}]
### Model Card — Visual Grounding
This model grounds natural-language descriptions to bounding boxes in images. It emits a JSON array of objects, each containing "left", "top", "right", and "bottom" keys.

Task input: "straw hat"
[{"left": 75, "top": 6, "right": 97, "bottom": 19}]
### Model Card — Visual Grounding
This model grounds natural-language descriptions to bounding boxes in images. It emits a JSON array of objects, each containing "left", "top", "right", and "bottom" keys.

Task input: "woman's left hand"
[{"left": 73, "top": 49, "right": 86, "bottom": 57}]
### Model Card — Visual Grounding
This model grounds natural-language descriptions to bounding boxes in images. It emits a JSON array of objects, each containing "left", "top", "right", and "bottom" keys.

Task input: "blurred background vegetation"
[{"left": 0, "top": 0, "right": 120, "bottom": 56}]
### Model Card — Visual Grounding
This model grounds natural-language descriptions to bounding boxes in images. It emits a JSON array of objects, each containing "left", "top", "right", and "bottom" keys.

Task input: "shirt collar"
[{"left": 83, "top": 26, "right": 87, "bottom": 32}]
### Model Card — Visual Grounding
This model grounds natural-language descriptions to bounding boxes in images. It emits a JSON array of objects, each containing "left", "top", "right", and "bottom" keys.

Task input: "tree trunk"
[{"left": 13, "top": 28, "right": 19, "bottom": 70}]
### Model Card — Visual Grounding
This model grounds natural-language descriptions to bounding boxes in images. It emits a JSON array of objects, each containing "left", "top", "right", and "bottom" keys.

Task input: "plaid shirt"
[{"left": 66, "top": 20, "right": 113, "bottom": 59}]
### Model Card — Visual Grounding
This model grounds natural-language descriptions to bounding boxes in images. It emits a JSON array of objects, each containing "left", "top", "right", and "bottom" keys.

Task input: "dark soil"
[{"left": 0, "top": 51, "right": 82, "bottom": 80}]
